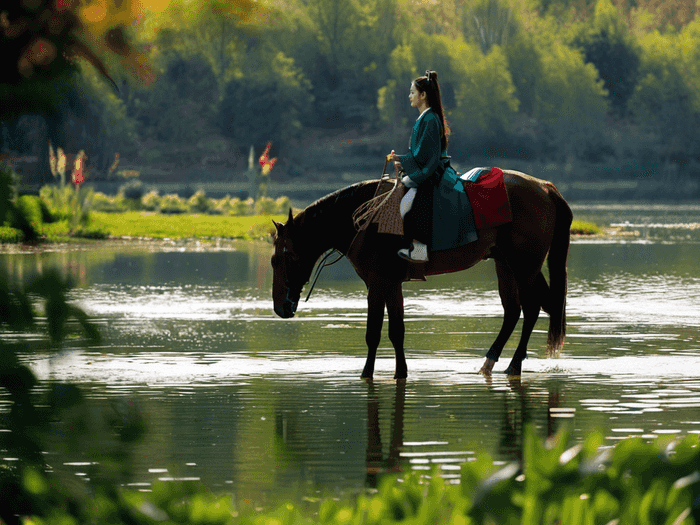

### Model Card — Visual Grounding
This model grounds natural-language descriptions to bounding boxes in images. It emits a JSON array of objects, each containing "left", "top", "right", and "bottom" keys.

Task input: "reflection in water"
[
  {"left": 365, "top": 380, "right": 405, "bottom": 487},
  {"left": 493, "top": 378, "right": 565, "bottom": 466}
]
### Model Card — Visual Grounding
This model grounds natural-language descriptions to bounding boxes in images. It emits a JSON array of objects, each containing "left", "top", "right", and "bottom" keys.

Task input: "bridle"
[{"left": 275, "top": 237, "right": 344, "bottom": 308}]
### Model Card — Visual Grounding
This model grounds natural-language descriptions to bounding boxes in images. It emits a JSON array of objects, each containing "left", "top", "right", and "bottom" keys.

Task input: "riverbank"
[{"left": 1, "top": 211, "right": 601, "bottom": 250}]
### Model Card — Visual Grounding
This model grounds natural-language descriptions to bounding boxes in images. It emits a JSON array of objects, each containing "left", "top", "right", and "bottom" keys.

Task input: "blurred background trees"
[{"left": 2, "top": 0, "right": 700, "bottom": 190}]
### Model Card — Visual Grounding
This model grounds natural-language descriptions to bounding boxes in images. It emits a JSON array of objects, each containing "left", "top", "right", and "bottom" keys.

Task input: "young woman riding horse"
[
  {"left": 271, "top": 72, "right": 573, "bottom": 379},
  {"left": 388, "top": 70, "right": 476, "bottom": 263}
]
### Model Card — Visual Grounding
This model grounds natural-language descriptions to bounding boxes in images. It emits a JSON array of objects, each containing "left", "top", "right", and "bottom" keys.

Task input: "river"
[{"left": 2, "top": 203, "right": 700, "bottom": 504}]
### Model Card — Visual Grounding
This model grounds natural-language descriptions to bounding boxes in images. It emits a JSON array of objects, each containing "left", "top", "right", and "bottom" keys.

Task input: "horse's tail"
[{"left": 546, "top": 183, "right": 572, "bottom": 357}]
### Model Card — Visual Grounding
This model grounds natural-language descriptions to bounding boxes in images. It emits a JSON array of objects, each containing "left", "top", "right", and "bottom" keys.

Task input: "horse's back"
[{"left": 500, "top": 170, "right": 572, "bottom": 257}]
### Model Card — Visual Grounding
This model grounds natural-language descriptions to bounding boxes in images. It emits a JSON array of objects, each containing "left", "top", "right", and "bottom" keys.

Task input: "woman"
[{"left": 388, "top": 70, "right": 477, "bottom": 262}]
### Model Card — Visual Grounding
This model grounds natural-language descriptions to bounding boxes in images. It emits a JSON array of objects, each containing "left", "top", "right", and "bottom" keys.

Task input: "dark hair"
[{"left": 413, "top": 70, "right": 450, "bottom": 150}]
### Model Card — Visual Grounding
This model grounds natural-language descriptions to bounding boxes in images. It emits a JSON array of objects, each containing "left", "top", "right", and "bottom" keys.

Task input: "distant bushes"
[
  {"left": 91, "top": 187, "right": 291, "bottom": 217},
  {"left": 2, "top": 161, "right": 293, "bottom": 244}
]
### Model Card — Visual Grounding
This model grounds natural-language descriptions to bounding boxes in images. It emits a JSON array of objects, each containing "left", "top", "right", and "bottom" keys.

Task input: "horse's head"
[{"left": 271, "top": 209, "right": 314, "bottom": 318}]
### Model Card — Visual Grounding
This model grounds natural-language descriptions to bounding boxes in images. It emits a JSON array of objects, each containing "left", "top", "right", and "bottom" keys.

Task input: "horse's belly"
[{"left": 424, "top": 229, "right": 497, "bottom": 276}]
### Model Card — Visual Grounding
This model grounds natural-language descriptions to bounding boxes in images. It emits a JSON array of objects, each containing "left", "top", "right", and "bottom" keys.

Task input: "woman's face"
[{"left": 408, "top": 83, "right": 426, "bottom": 108}]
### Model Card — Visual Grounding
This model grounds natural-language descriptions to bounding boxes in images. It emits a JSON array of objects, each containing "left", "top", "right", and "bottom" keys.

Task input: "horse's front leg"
[
  {"left": 362, "top": 285, "right": 386, "bottom": 379},
  {"left": 385, "top": 281, "right": 407, "bottom": 379}
]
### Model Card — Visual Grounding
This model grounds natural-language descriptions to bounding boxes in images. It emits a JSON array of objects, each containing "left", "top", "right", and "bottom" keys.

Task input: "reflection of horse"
[
  {"left": 365, "top": 380, "right": 405, "bottom": 487},
  {"left": 271, "top": 170, "right": 572, "bottom": 377}
]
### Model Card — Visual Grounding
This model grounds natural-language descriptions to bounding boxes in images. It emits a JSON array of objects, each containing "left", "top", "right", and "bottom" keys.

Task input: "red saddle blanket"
[{"left": 461, "top": 167, "right": 512, "bottom": 230}]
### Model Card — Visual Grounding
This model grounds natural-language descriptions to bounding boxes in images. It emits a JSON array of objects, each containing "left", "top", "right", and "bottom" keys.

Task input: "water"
[{"left": 2, "top": 205, "right": 700, "bottom": 503}]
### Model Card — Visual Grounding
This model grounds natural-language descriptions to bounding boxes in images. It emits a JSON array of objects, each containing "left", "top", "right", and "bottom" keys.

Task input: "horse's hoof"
[{"left": 504, "top": 365, "right": 522, "bottom": 376}]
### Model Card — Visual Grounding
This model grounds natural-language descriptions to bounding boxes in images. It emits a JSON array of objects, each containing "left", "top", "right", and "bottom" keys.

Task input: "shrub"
[
  {"left": 39, "top": 185, "right": 73, "bottom": 221},
  {"left": 254, "top": 196, "right": 279, "bottom": 215},
  {"left": 141, "top": 190, "right": 161, "bottom": 211},
  {"left": 187, "top": 189, "right": 212, "bottom": 213},
  {"left": 231, "top": 197, "right": 253, "bottom": 216},
  {"left": 119, "top": 180, "right": 145, "bottom": 209},
  {"left": 92, "top": 192, "right": 124, "bottom": 213},
  {"left": 275, "top": 196, "right": 291, "bottom": 214},
  {"left": 16, "top": 195, "right": 43, "bottom": 228},
  {"left": 0, "top": 226, "right": 24, "bottom": 243},
  {"left": 159, "top": 193, "right": 187, "bottom": 214},
  {"left": 212, "top": 195, "right": 234, "bottom": 215},
  {"left": 72, "top": 225, "right": 109, "bottom": 239}
]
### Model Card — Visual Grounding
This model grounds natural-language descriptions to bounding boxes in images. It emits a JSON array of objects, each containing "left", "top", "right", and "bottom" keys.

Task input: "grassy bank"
[
  {"left": 91, "top": 211, "right": 288, "bottom": 241},
  {"left": 34, "top": 211, "right": 288, "bottom": 243},
  {"left": 4, "top": 205, "right": 602, "bottom": 245}
]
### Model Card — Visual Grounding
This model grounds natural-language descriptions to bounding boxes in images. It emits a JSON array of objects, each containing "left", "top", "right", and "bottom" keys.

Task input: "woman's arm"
[{"left": 397, "top": 114, "right": 442, "bottom": 185}]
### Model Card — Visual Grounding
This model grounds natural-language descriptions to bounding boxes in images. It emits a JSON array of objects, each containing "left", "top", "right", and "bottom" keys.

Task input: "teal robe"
[{"left": 398, "top": 108, "right": 477, "bottom": 251}]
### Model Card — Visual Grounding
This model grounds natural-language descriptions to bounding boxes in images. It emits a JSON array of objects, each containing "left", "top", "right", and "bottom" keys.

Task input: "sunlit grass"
[
  {"left": 92, "top": 211, "right": 287, "bottom": 240},
  {"left": 37, "top": 214, "right": 602, "bottom": 242},
  {"left": 38, "top": 212, "right": 287, "bottom": 242},
  {"left": 570, "top": 219, "right": 602, "bottom": 235}
]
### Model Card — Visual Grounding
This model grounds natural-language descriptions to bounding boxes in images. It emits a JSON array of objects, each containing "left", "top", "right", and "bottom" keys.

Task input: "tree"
[
  {"left": 627, "top": 22, "right": 700, "bottom": 161},
  {"left": 571, "top": 0, "right": 640, "bottom": 114},
  {"left": 218, "top": 50, "right": 313, "bottom": 149},
  {"left": 534, "top": 33, "right": 610, "bottom": 161},
  {"left": 462, "top": 0, "right": 521, "bottom": 53}
]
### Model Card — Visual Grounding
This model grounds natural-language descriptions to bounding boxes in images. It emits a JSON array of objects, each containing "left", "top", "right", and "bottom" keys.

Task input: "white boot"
[{"left": 398, "top": 241, "right": 428, "bottom": 262}]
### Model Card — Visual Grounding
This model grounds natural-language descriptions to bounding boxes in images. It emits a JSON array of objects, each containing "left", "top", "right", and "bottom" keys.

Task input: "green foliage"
[
  {"left": 120, "top": 179, "right": 146, "bottom": 208},
  {"left": 570, "top": 0, "right": 641, "bottom": 114},
  {"left": 159, "top": 193, "right": 188, "bottom": 214},
  {"left": 0, "top": 226, "right": 24, "bottom": 243},
  {"left": 1, "top": 164, "right": 40, "bottom": 243},
  {"left": 92, "top": 191, "right": 126, "bottom": 212},
  {"left": 627, "top": 21, "right": 700, "bottom": 158},
  {"left": 141, "top": 189, "right": 162, "bottom": 211},
  {"left": 188, "top": 189, "right": 214, "bottom": 213},
  {"left": 218, "top": 50, "right": 312, "bottom": 146},
  {"left": 16, "top": 195, "right": 44, "bottom": 230},
  {"left": 462, "top": 0, "right": 521, "bottom": 53}
]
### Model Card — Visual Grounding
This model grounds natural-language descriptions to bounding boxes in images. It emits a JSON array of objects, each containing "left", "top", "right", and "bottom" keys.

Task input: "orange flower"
[
  {"left": 72, "top": 150, "right": 86, "bottom": 186},
  {"left": 258, "top": 141, "right": 276, "bottom": 175}
]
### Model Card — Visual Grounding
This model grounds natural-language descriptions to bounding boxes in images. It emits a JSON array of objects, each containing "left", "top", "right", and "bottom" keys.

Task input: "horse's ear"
[
  {"left": 272, "top": 220, "right": 282, "bottom": 232},
  {"left": 287, "top": 208, "right": 294, "bottom": 224}
]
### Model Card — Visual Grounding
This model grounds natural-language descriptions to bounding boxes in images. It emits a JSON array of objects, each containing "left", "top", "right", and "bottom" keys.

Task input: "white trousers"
[{"left": 400, "top": 176, "right": 418, "bottom": 219}]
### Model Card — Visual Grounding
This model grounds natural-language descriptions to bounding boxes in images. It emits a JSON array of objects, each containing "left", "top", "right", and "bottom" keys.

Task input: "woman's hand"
[{"left": 386, "top": 150, "right": 403, "bottom": 171}]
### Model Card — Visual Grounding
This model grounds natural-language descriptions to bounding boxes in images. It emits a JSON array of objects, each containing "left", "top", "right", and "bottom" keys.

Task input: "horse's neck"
[{"left": 295, "top": 181, "right": 377, "bottom": 259}]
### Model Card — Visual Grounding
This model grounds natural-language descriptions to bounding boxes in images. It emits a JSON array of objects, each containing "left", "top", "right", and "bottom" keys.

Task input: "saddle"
[{"left": 349, "top": 167, "right": 512, "bottom": 282}]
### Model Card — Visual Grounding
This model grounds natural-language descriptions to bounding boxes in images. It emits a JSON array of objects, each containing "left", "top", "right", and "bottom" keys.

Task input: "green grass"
[
  {"left": 93, "top": 214, "right": 603, "bottom": 240},
  {"left": 570, "top": 219, "right": 602, "bottom": 235},
  {"left": 10, "top": 211, "right": 603, "bottom": 244},
  {"left": 67, "top": 211, "right": 287, "bottom": 242}
]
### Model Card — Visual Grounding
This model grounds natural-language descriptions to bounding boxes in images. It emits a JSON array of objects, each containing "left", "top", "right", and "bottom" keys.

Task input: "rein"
[
  {"left": 304, "top": 248, "right": 344, "bottom": 302},
  {"left": 303, "top": 157, "right": 401, "bottom": 303},
  {"left": 351, "top": 157, "right": 401, "bottom": 231}
]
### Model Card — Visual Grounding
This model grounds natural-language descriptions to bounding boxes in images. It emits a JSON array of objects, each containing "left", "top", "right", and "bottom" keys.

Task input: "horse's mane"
[
  {"left": 291, "top": 179, "right": 381, "bottom": 249},
  {"left": 306, "top": 179, "right": 379, "bottom": 211},
  {"left": 297, "top": 180, "right": 379, "bottom": 226}
]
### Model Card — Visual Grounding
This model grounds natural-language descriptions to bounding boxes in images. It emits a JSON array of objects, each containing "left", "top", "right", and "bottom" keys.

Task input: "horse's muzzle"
[{"left": 274, "top": 298, "right": 297, "bottom": 318}]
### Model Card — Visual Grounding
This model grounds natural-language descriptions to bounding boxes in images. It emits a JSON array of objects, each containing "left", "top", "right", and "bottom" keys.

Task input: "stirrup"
[{"left": 398, "top": 242, "right": 428, "bottom": 262}]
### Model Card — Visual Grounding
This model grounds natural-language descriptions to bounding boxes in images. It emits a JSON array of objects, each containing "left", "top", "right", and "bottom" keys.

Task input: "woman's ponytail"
[{"left": 415, "top": 70, "right": 450, "bottom": 150}]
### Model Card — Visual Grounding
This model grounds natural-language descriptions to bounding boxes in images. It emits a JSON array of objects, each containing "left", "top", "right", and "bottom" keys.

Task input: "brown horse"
[{"left": 271, "top": 170, "right": 572, "bottom": 378}]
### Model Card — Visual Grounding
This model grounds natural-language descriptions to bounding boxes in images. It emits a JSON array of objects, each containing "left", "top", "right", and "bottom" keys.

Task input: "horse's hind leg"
[
  {"left": 480, "top": 261, "right": 521, "bottom": 375},
  {"left": 504, "top": 276, "right": 542, "bottom": 376}
]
